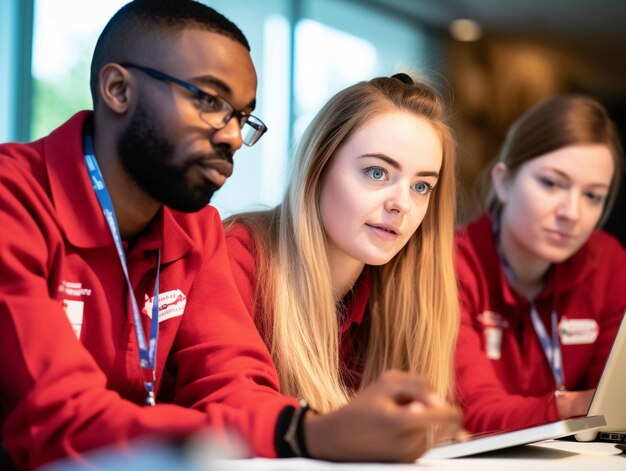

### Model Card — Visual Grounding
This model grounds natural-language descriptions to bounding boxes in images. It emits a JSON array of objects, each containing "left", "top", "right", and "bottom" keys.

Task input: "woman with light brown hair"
[
  {"left": 455, "top": 95, "right": 626, "bottom": 433},
  {"left": 224, "top": 73, "right": 461, "bottom": 458}
]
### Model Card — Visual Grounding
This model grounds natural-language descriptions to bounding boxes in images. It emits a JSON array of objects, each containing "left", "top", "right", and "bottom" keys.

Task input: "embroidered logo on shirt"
[
  {"left": 143, "top": 289, "right": 187, "bottom": 323},
  {"left": 559, "top": 317, "right": 599, "bottom": 345},
  {"left": 478, "top": 311, "right": 510, "bottom": 361},
  {"left": 58, "top": 280, "right": 92, "bottom": 339},
  {"left": 58, "top": 280, "right": 92, "bottom": 297},
  {"left": 478, "top": 310, "right": 510, "bottom": 329}
]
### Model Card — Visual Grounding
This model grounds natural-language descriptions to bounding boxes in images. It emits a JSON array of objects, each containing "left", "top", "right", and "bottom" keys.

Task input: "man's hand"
[{"left": 303, "top": 370, "right": 463, "bottom": 462}]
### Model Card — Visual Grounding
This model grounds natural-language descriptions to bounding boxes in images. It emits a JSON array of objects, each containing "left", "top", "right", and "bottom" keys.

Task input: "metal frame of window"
[{"left": 0, "top": 0, "right": 34, "bottom": 143}]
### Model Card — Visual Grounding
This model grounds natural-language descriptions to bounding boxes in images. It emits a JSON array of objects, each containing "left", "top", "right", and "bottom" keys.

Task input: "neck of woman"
[
  {"left": 327, "top": 249, "right": 365, "bottom": 304},
  {"left": 499, "top": 225, "right": 551, "bottom": 301}
]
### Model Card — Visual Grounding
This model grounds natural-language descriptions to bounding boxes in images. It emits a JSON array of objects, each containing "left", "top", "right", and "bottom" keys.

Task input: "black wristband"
[
  {"left": 275, "top": 405, "right": 297, "bottom": 457},
  {"left": 274, "top": 400, "right": 312, "bottom": 458},
  {"left": 294, "top": 401, "right": 311, "bottom": 458}
]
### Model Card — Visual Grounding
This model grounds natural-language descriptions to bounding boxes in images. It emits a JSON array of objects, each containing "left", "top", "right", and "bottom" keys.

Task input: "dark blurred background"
[{"left": 359, "top": 0, "right": 626, "bottom": 243}]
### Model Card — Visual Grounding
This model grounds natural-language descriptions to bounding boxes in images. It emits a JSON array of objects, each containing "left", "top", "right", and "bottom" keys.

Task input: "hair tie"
[{"left": 391, "top": 72, "right": 413, "bottom": 85}]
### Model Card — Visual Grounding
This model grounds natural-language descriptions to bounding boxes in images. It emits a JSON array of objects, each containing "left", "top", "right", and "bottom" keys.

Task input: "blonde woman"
[{"left": 225, "top": 74, "right": 461, "bottom": 458}]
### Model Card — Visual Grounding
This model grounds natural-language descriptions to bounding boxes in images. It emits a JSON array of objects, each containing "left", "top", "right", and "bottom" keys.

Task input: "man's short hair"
[{"left": 90, "top": 0, "right": 250, "bottom": 108}]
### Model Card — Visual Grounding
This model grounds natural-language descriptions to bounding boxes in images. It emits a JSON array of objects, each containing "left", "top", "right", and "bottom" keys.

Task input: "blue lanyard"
[
  {"left": 493, "top": 214, "right": 564, "bottom": 389},
  {"left": 84, "top": 134, "right": 160, "bottom": 406},
  {"left": 529, "top": 306, "right": 564, "bottom": 389}
]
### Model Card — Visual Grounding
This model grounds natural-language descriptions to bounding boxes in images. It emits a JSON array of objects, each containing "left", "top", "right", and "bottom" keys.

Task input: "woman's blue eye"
[
  {"left": 412, "top": 182, "right": 432, "bottom": 195},
  {"left": 366, "top": 167, "right": 386, "bottom": 180}
]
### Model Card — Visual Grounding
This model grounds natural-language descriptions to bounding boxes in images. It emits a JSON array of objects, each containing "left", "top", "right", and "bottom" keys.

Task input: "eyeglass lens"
[{"left": 199, "top": 108, "right": 266, "bottom": 146}]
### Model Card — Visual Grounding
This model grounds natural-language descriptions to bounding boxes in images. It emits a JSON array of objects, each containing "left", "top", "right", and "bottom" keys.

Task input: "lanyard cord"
[
  {"left": 529, "top": 306, "right": 564, "bottom": 389},
  {"left": 84, "top": 134, "right": 161, "bottom": 406},
  {"left": 493, "top": 214, "right": 564, "bottom": 389}
]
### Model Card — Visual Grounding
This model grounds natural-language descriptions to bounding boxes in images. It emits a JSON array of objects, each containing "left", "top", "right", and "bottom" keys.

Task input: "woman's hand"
[
  {"left": 303, "top": 370, "right": 463, "bottom": 462},
  {"left": 555, "top": 388, "right": 595, "bottom": 419}
]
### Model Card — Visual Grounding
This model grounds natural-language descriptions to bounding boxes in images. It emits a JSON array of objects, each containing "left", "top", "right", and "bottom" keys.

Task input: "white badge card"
[
  {"left": 62, "top": 299, "right": 84, "bottom": 339},
  {"left": 559, "top": 317, "right": 599, "bottom": 345},
  {"left": 478, "top": 311, "right": 509, "bottom": 360},
  {"left": 485, "top": 326, "right": 503, "bottom": 360}
]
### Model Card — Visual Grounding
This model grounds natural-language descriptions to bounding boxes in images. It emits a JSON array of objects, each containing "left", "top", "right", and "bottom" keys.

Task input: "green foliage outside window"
[{"left": 31, "top": 55, "right": 91, "bottom": 140}]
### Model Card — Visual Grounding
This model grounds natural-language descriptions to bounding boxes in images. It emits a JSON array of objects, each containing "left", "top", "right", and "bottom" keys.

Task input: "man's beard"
[{"left": 117, "top": 98, "right": 229, "bottom": 212}]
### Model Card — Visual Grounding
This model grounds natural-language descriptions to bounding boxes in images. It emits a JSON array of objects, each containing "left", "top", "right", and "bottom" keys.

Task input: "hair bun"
[{"left": 391, "top": 73, "right": 413, "bottom": 85}]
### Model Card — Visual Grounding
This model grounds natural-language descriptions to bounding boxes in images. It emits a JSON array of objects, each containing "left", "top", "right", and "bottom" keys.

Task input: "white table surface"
[{"left": 210, "top": 440, "right": 626, "bottom": 470}]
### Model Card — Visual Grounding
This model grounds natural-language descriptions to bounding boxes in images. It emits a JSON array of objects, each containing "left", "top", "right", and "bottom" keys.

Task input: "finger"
[
  {"left": 398, "top": 432, "right": 430, "bottom": 463},
  {"left": 405, "top": 403, "right": 463, "bottom": 431},
  {"left": 454, "top": 428, "right": 471, "bottom": 442},
  {"left": 432, "top": 422, "right": 469, "bottom": 446},
  {"left": 376, "top": 370, "right": 439, "bottom": 406}
]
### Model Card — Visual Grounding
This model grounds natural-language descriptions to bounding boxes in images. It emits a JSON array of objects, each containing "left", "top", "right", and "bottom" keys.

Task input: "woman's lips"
[
  {"left": 366, "top": 223, "right": 401, "bottom": 240},
  {"left": 544, "top": 228, "right": 574, "bottom": 243}
]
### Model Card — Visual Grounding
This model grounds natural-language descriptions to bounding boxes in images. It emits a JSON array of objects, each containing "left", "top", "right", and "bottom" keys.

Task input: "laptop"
[
  {"left": 424, "top": 308, "right": 626, "bottom": 459},
  {"left": 575, "top": 308, "right": 626, "bottom": 442}
]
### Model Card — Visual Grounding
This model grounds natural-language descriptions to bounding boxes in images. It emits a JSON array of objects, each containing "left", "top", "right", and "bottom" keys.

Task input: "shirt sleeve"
[
  {"left": 454, "top": 243, "right": 560, "bottom": 433},
  {"left": 224, "top": 223, "right": 257, "bottom": 314},
  {"left": 164, "top": 213, "right": 298, "bottom": 458}
]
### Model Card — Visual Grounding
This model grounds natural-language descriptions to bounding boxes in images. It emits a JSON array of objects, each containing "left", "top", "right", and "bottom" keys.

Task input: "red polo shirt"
[
  {"left": 454, "top": 213, "right": 626, "bottom": 432},
  {"left": 0, "top": 112, "right": 297, "bottom": 469}
]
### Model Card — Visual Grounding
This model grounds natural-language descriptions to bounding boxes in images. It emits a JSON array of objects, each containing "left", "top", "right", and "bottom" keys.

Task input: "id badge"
[
  {"left": 559, "top": 317, "right": 599, "bottom": 345},
  {"left": 485, "top": 326, "right": 503, "bottom": 360}
]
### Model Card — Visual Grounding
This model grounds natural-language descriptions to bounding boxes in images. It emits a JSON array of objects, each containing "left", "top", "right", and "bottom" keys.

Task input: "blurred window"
[{"left": 29, "top": 0, "right": 433, "bottom": 216}]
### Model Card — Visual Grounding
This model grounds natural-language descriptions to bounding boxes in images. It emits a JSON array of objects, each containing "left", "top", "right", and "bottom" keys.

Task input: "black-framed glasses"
[{"left": 120, "top": 62, "right": 267, "bottom": 147}]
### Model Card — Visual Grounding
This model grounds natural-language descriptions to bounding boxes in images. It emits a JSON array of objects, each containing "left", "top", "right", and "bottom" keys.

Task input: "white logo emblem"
[
  {"left": 559, "top": 317, "right": 599, "bottom": 345},
  {"left": 58, "top": 280, "right": 91, "bottom": 339},
  {"left": 143, "top": 289, "right": 187, "bottom": 323}
]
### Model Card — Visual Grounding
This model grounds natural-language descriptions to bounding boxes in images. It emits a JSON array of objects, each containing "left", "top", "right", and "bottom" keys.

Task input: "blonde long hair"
[{"left": 226, "top": 75, "right": 459, "bottom": 413}]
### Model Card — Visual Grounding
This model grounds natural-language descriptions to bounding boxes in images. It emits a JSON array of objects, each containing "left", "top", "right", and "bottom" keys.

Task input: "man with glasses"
[
  {"left": 0, "top": 2, "right": 279, "bottom": 469},
  {"left": 0, "top": 1, "right": 460, "bottom": 469}
]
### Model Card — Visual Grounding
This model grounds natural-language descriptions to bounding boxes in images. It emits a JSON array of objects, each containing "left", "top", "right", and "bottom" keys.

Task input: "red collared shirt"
[
  {"left": 455, "top": 212, "right": 626, "bottom": 432},
  {"left": 0, "top": 112, "right": 296, "bottom": 469}
]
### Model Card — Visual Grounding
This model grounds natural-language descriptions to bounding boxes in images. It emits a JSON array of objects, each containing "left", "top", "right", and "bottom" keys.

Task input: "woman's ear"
[
  {"left": 491, "top": 162, "right": 511, "bottom": 204},
  {"left": 98, "top": 63, "right": 133, "bottom": 115}
]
